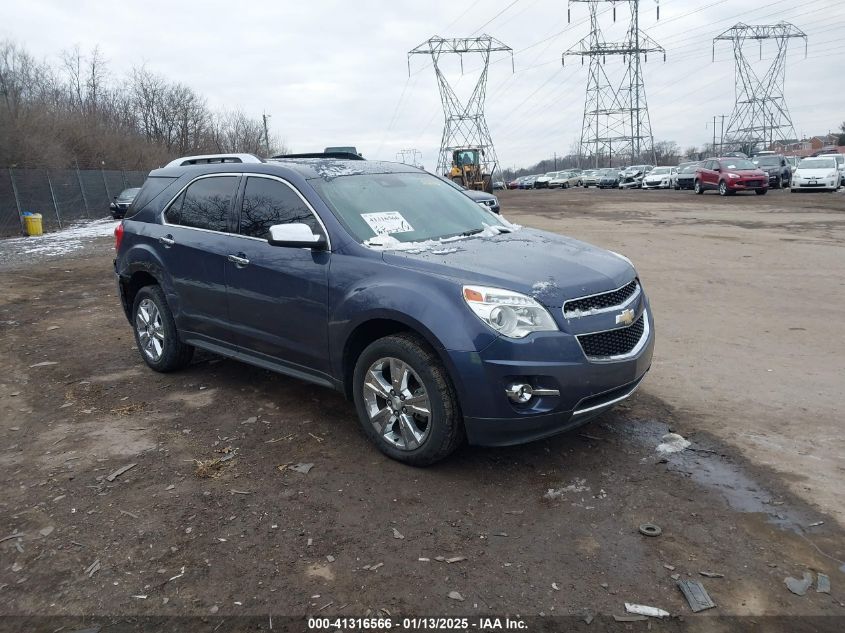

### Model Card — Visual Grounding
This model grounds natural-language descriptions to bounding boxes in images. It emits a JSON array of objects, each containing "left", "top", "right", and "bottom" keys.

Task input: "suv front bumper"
[{"left": 446, "top": 308, "right": 654, "bottom": 446}]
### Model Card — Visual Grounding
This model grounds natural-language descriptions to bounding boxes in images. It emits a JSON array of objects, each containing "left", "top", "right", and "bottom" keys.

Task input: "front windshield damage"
[{"left": 310, "top": 171, "right": 520, "bottom": 252}]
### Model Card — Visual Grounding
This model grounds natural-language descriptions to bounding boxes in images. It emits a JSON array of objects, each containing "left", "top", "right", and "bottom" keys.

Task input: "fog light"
[
  {"left": 506, "top": 383, "right": 534, "bottom": 403},
  {"left": 505, "top": 383, "right": 561, "bottom": 404}
]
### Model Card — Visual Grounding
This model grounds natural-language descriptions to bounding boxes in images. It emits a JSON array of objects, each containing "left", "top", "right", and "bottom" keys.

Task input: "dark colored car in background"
[
  {"left": 752, "top": 154, "right": 792, "bottom": 189},
  {"left": 694, "top": 158, "right": 768, "bottom": 196},
  {"left": 114, "top": 154, "right": 654, "bottom": 465},
  {"left": 109, "top": 187, "right": 141, "bottom": 219},
  {"left": 440, "top": 176, "right": 500, "bottom": 214},
  {"left": 674, "top": 163, "right": 699, "bottom": 190},
  {"left": 597, "top": 168, "right": 622, "bottom": 189}
]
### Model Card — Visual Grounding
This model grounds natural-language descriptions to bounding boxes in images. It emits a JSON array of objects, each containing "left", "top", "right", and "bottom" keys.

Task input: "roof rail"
[
  {"left": 164, "top": 153, "right": 263, "bottom": 168},
  {"left": 271, "top": 152, "right": 366, "bottom": 161}
]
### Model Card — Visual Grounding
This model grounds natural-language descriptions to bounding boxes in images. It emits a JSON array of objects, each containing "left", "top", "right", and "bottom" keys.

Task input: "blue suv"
[{"left": 114, "top": 153, "right": 654, "bottom": 465}]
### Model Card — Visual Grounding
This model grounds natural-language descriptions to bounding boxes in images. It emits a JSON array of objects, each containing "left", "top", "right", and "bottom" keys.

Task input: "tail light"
[{"left": 114, "top": 221, "right": 124, "bottom": 251}]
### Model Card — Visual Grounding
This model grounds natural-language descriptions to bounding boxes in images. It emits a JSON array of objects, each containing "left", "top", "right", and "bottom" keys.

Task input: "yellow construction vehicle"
[{"left": 448, "top": 148, "right": 493, "bottom": 193}]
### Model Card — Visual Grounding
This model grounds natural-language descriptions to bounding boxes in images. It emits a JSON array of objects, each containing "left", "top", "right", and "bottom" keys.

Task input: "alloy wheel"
[
  {"left": 136, "top": 298, "right": 165, "bottom": 361},
  {"left": 362, "top": 357, "right": 431, "bottom": 451},
  {"left": 719, "top": 181, "right": 728, "bottom": 196}
]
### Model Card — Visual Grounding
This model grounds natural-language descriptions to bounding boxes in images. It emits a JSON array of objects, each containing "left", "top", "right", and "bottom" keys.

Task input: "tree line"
[{"left": 0, "top": 39, "right": 286, "bottom": 170}]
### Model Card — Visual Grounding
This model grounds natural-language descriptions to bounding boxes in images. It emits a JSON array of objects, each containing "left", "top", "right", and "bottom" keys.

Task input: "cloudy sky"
[{"left": 3, "top": 0, "right": 843, "bottom": 168}]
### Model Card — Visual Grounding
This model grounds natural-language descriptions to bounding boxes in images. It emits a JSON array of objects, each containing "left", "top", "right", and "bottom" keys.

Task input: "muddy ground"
[{"left": 1, "top": 187, "right": 844, "bottom": 631}]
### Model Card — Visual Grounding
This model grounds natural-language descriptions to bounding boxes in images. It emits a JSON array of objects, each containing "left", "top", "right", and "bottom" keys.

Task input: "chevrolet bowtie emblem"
[{"left": 616, "top": 308, "right": 635, "bottom": 325}]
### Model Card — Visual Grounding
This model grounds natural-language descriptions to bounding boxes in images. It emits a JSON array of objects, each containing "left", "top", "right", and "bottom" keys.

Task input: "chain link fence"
[{"left": 1, "top": 167, "right": 149, "bottom": 236}]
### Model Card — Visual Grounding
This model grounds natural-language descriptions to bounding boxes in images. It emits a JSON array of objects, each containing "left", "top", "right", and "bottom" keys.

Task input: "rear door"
[
  {"left": 225, "top": 175, "right": 331, "bottom": 375},
  {"left": 701, "top": 160, "right": 717, "bottom": 188},
  {"left": 159, "top": 174, "right": 240, "bottom": 345}
]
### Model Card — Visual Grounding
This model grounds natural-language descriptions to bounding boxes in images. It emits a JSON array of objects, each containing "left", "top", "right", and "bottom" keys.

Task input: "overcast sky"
[{"left": 3, "top": 0, "right": 843, "bottom": 168}]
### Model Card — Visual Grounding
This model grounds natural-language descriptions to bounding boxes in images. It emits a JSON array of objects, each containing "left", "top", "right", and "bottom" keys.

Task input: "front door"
[{"left": 225, "top": 175, "right": 331, "bottom": 376}]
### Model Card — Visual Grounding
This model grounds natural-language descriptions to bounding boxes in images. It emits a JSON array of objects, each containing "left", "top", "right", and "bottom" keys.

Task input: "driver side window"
[{"left": 239, "top": 177, "right": 322, "bottom": 240}]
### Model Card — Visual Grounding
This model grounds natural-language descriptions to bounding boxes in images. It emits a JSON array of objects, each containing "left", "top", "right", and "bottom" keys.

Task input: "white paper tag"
[{"left": 361, "top": 211, "right": 415, "bottom": 236}]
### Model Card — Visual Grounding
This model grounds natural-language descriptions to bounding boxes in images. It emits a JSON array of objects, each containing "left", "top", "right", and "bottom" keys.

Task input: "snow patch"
[
  {"left": 656, "top": 432, "right": 691, "bottom": 454},
  {"left": 2, "top": 217, "right": 118, "bottom": 258}
]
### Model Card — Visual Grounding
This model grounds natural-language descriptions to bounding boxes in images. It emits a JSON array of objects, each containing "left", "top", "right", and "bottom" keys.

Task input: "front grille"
[
  {"left": 564, "top": 279, "right": 638, "bottom": 315},
  {"left": 578, "top": 315, "right": 645, "bottom": 358}
]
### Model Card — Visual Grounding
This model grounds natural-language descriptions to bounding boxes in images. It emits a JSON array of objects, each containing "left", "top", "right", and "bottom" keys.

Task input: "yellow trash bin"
[{"left": 24, "top": 213, "right": 43, "bottom": 236}]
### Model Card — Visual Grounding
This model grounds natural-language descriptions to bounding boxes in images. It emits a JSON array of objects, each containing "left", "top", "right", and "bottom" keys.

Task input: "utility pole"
[
  {"left": 713, "top": 116, "right": 717, "bottom": 156},
  {"left": 408, "top": 35, "right": 513, "bottom": 186},
  {"left": 719, "top": 114, "right": 726, "bottom": 155},
  {"left": 564, "top": 0, "right": 664, "bottom": 167},
  {"left": 713, "top": 23, "right": 806, "bottom": 155},
  {"left": 554, "top": 152, "right": 558, "bottom": 170},
  {"left": 262, "top": 113, "right": 271, "bottom": 155}
]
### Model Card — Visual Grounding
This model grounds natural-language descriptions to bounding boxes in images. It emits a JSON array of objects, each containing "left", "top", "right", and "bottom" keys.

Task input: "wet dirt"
[{"left": 0, "top": 189, "right": 844, "bottom": 626}]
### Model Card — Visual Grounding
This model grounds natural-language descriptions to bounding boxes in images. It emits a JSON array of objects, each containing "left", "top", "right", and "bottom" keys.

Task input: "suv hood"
[{"left": 381, "top": 228, "right": 633, "bottom": 308}]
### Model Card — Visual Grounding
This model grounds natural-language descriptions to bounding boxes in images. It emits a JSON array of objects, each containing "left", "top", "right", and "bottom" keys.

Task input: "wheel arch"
[{"left": 340, "top": 314, "right": 460, "bottom": 401}]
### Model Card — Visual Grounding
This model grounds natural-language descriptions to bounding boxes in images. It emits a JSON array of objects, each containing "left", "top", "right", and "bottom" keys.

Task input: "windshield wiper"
[{"left": 460, "top": 228, "right": 484, "bottom": 236}]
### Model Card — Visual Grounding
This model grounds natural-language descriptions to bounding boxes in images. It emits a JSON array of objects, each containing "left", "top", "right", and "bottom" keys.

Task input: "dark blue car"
[{"left": 114, "top": 154, "right": 654, "bottom": 465}]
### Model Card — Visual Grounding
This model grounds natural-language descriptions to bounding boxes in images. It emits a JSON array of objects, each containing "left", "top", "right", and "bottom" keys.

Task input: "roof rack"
[
  {"left": 271, "top": 152, "right": 366, "bottom": 161},
  {"left": 164, "top": 153, "right": 263, "bottom": 168}
]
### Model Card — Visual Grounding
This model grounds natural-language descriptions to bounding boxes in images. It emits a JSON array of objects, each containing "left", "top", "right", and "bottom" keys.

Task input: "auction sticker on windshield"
[{"left": 361, "top": 211, "right": 414, "bottom": 236}]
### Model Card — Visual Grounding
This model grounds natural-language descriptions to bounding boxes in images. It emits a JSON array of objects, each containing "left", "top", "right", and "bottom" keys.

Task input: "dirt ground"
[{"left": 1, "top": 187, "right": 844, "bottom": 631}]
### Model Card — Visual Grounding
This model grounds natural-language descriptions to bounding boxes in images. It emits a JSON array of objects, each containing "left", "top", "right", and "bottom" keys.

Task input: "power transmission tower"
[
  {"left": 396, "top": 148, "right": 423, "bottom": 168},
  {"left": 713, "top": 23, "right": 807, "bottom": 155},
  {"left": 564, "top": 0, "right": 664, "bottom": 168},
  {"left": 408, "top": 35, "right": 513, "bottom": 181}
]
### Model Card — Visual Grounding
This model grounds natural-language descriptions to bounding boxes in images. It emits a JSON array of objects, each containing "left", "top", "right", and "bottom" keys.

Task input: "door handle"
[
  {"left": 227, "top": 253, "right": 250, "bottom": 267},
  {"left": 159, "top": 234, "right": 175, "bottom": 247}
]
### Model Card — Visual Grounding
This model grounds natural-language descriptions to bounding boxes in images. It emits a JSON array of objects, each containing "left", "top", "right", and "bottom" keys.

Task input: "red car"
[
  {"left": 507, "top": 179, "right": 521, "bottom": 189},
  {"left": 694, "top": 157, "right": 768, "bottom": 196}
]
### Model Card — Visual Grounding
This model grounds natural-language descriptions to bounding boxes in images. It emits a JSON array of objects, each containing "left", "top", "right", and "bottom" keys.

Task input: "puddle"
[{"left": 612, "top": 418, "right": 816, "bottom": 534}]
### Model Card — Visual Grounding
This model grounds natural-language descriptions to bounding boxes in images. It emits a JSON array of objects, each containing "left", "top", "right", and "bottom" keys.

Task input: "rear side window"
[
  {"left": 238, "top": 177, "right": 321, "bottom": 239},
  {"left": 164, "top": 176, "right": 238, "bottom": 232},
  {"left": 127, "top": 177, "right": 177, "bottom": 217}
]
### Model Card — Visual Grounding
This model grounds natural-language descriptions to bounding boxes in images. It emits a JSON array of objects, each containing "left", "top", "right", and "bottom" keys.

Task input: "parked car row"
[{"left": 503, "top": 152, "right": 845, "bottom": 196}]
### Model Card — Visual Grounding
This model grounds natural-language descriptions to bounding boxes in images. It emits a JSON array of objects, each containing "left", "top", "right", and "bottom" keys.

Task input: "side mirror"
[{"left": 267, "top": 223, "right": 327, "bottom": 249}]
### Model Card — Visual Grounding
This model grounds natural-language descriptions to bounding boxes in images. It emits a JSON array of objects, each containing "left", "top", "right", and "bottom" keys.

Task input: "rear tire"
[
  {"left": 132, "top": 285, "right": 194, "bottom": 373},
  {"left": 352, "top": 333, "right": 464, "bottom": 466}
]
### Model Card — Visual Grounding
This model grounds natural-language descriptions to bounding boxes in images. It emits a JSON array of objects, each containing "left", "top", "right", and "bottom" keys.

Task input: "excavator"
[{"left": 447, "top": 148, "right": 493, "bottom": 193}]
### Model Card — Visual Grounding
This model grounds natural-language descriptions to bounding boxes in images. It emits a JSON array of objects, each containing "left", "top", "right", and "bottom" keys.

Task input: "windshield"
[
  {"left": 310, "top": 172, "right": 505, "bottom": 245},
  {"left": 721, "top": 159, "right": 757, "bottom": 170},
  {"left": 650, "top": 167, "right": 671, "bottom": 175},
  {"left": 681, "top": 165, "right": 697, "bottom": 173},
  {"left": 798, "top": 158, "right": 836, "bottom": 169},
  {"left": 753, "top": 156, "right": 780, "bottom": 167},
  {"left": 118, "top": 188, "right": 141, "bottom": 199}
]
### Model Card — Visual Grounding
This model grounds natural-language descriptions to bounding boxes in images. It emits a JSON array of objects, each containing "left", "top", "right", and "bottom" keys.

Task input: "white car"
[
  {"left": 534, "top": 171, "right": 557, "bottom": 189},
  {"left": 641, "top": 166, "right": 677, "bottom": 189},
  {"left": 791, "top": 156, "right": 840, "bottom": 193}
]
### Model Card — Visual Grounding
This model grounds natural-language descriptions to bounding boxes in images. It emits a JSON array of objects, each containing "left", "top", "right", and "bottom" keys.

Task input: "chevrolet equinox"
[{"left": 114, "top": 153, "right": 654, "bottom": 465}]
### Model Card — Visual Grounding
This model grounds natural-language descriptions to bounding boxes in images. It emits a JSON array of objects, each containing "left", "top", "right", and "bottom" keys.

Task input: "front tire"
[
  {"left": 694, "top": 180, "right": 704, "bottom": 195},
  {"left": 719, "top": 181, "right": 730, "bottom": 196},
  {"left": 755, "top": 189, "right": 767, "bottom": 195},
  {"left": 352, "top": 333, "right": 464, "bottom": 466},
  {"left": 132, "top": 285, "right": 194, "bottom": 372}
]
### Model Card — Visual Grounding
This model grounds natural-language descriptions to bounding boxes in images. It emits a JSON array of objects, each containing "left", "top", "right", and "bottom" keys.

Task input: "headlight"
[
  {"left": 462, "top": 286, "right": 558, "bottom": 339},
  {"left": 828, "top": 172, "right": 837, "bottom": 178},
  {"left": 727, "top": 173, "right": 740, "bottom": 179}
]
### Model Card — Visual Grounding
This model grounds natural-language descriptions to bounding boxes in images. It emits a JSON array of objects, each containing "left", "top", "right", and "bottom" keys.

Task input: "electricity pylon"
[
  {"left": 564, "top": 0, "right": 664, "bottom": 167},
  {"left": 713, "top": 22, "right": 807, "bottom": 155},
  {"left": 408, "top": 35, "right": 513, "bottom": 181},
  {"left": 396, "top": 148, "right": 423, "bottom": 168}
]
